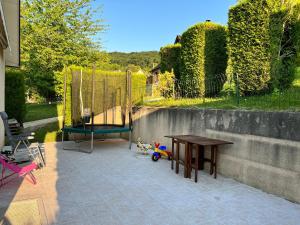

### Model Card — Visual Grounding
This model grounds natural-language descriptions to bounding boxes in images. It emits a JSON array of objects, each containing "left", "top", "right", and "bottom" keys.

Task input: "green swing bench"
[{"left": 61, "top": 68, "right": 133, "bottom": 153}]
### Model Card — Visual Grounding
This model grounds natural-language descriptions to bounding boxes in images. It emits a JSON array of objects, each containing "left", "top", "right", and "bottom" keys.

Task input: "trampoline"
[{"left": 61, "top": 68, "right": 133, "bottom": 153}]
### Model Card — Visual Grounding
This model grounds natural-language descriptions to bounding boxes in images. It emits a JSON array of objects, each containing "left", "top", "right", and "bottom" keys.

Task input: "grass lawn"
[
  {"left": 143, "top": 68, "right": 300, "bottom": 111},
  {"left": 25, "top": 103, "right": 64, "bottom": 122},
  {"left": 34, "top": 119, "right": 62, "bottom": 143},
  {"left": 293, "top": 67, "right": 300, "bottom": 86}
]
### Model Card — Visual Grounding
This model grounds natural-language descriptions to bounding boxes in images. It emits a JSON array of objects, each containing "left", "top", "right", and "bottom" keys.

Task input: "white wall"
[{"left": 0, "top": 48, "right": 5, "bottom": 147}]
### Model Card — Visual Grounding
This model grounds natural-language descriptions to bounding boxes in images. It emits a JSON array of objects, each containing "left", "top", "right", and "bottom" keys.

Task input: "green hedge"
[
  {"left": 131, "top": 72, "right": 147, "bottom": 103},
  {"left": 160, "top": 44, "right": 181, "bottom": 80},
  {"left": 203, "top": 24, "right": 228, "bottom": 96},
  {"left": 275, "top": 2, "right": 300, "bottom": 90},
  {"left": 180, "top": 22, "right": 227, "bottom": 97},
  {"left": 228, "top": 0, "right": 300, "bottom": 94},
  {"left": 5, "top": 70, "right": 26, "bottom": 123}
]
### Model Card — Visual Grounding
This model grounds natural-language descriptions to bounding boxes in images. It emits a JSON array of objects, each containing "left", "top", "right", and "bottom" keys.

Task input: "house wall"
[
  {"left": 131, "top": 107, "right": 300, "bottom": 203},
  {"left": 0, "top": 48, "right": 4, "bottom": 147}
]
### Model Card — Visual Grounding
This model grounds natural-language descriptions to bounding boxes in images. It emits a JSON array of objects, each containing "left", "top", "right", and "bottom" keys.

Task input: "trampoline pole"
[
  {"left": 128, "top": 71, "right": 133, "bottom": 150},
  {"left": 92, "top": 66, "right": 95, "bottom": 120},
  {"left": 62, "top": 71, "right": 67, "bottom": 146},
  {"left": 62, "top": 71, "right": 67, "bottom": 131},
  {"left": 91, "top": 132, "right": 94, "bottom": 151},
  {"left": 129, "top": 131, "right": 132, "bottom": 150}
]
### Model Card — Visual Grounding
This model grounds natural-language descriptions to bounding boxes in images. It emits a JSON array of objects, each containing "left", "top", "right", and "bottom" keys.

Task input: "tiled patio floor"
[{"left": 0, "top": 139, "right": 300, "bottom": 225}]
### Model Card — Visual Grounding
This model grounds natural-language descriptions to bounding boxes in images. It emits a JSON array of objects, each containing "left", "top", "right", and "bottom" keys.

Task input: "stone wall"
[{"left": 132, "top": 107, "right": 300, "bottom": 203}]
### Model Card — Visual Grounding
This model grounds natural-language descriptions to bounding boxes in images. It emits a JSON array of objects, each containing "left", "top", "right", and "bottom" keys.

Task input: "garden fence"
[{"left": 132, "top": 73, "right": 300, "bottom": 112}]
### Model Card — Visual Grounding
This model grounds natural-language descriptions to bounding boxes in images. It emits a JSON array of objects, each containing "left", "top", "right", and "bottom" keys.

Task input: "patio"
[{"left": 0, "top": 139, "right": 300, "bottom": 225}]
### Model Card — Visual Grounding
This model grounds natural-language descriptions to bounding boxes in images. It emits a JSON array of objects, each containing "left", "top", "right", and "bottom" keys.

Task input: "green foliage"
[
  {"left": 108, "top": 51, "right": 160, "bottom": 71},
  {"left": 228, "top": 0, "right": 272, "bottom": 95},
  {"left": 131, "top": 73, "right": 147, "bottom": 103},
  {"left": 153, "top": 71, "right": 175, "bottom": 98},
  {"left": 57, "top": 67, "right": 73, "bottom": 126},
  {"left": 270, "top": 1, "right": 300, "bottom": 90},
  {"left": 180, "top": 22, "right": 227, "bottom": 97},
  {"left": 293, "top": 67, "right": 300, "bottom": 87},
  {"left": 21, "top": 0, "right": 105, "bottom": 100},
  {"left": 228, "top": 0, "right": 300, "bottom": 95},
  {"left": 160, "top": 44, "right": 181, "bottom": 80},
  {"left": 143, "top": 88, "right": 300, "bottom": 111},
  {"left": 97, "top": 62, "right": 122, "bottom": 71},
  {"left": 61, "top": 66, "right": 146, "bottom": 126},
  {"left": 94, "top": 52, "right": 123, "bottom": 71},
  {"left": 25, "top": 103, "right": 63, "bottom": 122},
  {"left": 34, "top": 120, "right": 62, "bottom": 143},
  {"left": 204, "top": 25, "right": 228, "bottom": 96},
  {"left": 143, "top": 67, "right": 300, "bottom": 111},
  {"left": 5, "top": 70, "right": 26, "bottom": 123},
  {"left": 180, "top": 23, "right": 205, "bottom": 97},
  {"left": 127, "top": 64, "right": 142, "bottom": 73}
]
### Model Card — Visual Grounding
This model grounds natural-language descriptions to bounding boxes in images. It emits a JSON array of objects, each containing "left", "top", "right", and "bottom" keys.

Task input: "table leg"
[
  {"left": 199, "top": 145, "right": 204, "bottom": 170},
  {"left": 214, "top": 145, "right": 218, "bottom": 179},
  {"left": 188, "top": 143, "right": 192, "bottom": 179},
  {"left": 195, "top": 145, "right": 199, "bottom": 182},
  {"left": 176, "top": 141, "right": 179, "bottom": 174},
  {"left": 184, "top": 142, "right": 189, "bottom": 178},
  {"left": 171, "top": 139, "right": 174, "bottom": 170},
  {"left": 210, "top": 146, "right": 214, "bottom": 175}
]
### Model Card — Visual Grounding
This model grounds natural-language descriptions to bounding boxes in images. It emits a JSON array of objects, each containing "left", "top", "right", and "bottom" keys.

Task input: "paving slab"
[{"left": 0, "top": 139, "right": 299, "bottom": 225}]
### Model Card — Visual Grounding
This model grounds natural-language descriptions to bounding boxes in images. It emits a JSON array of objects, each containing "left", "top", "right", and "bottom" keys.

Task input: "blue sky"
[{"left": 93, "top": 0, "right": 237, "bottom": 53}]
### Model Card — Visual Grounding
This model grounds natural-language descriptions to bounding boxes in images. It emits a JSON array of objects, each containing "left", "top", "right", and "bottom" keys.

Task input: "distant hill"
[{"left": 108, "top": 51, "right": 160, "bottom": 71}]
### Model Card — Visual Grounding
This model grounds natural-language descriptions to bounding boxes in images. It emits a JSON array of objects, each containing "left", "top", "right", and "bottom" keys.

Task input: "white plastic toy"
[{"left": 136, "top": 137, "right": 154, "bottom": 155}]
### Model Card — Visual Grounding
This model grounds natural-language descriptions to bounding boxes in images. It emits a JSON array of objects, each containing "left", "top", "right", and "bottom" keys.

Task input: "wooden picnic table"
[{"left": 165, "top": 135, "right": 233, "bottom": 182}]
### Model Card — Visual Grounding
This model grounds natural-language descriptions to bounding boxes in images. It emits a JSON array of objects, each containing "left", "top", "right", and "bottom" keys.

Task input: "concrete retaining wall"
[{"left": 132, "top": 107, "right": 300, "bottom": 203}]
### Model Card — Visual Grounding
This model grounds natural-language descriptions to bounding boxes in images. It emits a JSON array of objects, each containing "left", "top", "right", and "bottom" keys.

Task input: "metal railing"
[{"left": 132, "top": 74, "right": 300, "bottom": 112}]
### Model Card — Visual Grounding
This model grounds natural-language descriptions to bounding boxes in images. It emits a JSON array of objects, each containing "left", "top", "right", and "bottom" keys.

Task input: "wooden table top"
[{"left": 165, "top": 135, "right": 233, "bottom": 146}]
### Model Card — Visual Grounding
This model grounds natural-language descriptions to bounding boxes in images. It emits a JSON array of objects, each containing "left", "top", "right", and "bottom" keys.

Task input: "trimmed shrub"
[
  {"left": 131, "top": 72, "right": 147, "bottom": 103},
  {"left": 55, "top": 67, "right": 72, "bottom": 126},
  {"left": 228, "top": 0, "right": 300, "bottom": 94},
  {"left": 271, "top": 2, "right": 300, "bottom": 90},
  {"left": 160, "top": 44, "right": 181, "bottom": 80},
  {"left": 204, "top": 25, "right": 228, "bottom": 96},
  {"left": 228, "top": 0, "right": 272, "bottom": 95},
  {"left": 180, "top": 22, "right": 227, "bottom": 97},
  {"left": 5, "top": 70, "right": 26, "bottom": 123}
]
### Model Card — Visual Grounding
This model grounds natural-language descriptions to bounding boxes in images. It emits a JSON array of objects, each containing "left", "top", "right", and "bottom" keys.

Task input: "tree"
[
  {"left": 160, "top": 44, "right": 181, "bottom": 80},
  {"left": 21, "top": 0, "right": 105, "bottom": 100},
  {"left": 154, "top": 71, "right": 175, "bottom": 98},
  {"left": 228, "top": 0, "right": 300, "bottom": 95},
  {"left": 127, "top": 64, "right": 142, "bottom": 73},
  {"left": 108, "top": 51, "right": 160, "bottom": 71},
  {"left": 270, "top": 0, "right": 300, "bottom": 89}
]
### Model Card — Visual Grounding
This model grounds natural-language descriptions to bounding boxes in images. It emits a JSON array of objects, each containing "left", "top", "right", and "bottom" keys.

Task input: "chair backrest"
[{"left": 0, "top": 112, "right": 17, "bottom": 148}]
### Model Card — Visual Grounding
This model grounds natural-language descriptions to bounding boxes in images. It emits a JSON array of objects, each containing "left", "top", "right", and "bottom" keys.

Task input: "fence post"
[{"left": 235, "top": 73, "right": 240, "bottom": 106}]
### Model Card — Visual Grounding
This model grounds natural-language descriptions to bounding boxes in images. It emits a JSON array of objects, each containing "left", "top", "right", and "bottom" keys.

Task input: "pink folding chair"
[{"left": 0, "top": 155, "right": 37, "bottom": 186}]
